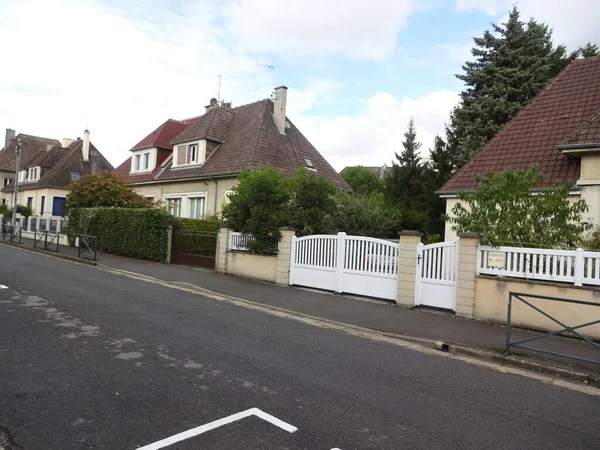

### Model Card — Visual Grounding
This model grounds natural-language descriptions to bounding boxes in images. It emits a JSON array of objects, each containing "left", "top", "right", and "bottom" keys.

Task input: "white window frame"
[
  {"left": 19, "top": 170, "right": 28, "bottom": 183},
  {"left": 172, "top": 140, "right": 206, "bottom": 168},
  {"left": 135, "top": 154, "right": 141, "bottom": 171},
  {"left": 164, "top": 192, "right": 208, "bottom": 218},
  {"left": 143, "top": 152, "right": 150, "bottom": 170},
  {"left": 165, "top": 197, "right": 182, "bottom": 217},
  {"left": 224, "top": 189, "right": 235, "bottom": 205},
  {"left": 28, "top": 167, "right": 39, "bottom": 181},
  {"left": 130, "top": 148, "right": 157, "bottom": 174},
  {"left": 188, "top": 196, "right": 206, "bottom": 219}
]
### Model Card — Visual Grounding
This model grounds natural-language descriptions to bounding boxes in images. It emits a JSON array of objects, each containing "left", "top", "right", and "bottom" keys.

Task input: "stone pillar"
[
  {"left": 216, "top": 227, "right": 231, "bottom": 273},
  {"left": 396, "top": 230, "right": 422, "bottom": 307},
  {"left": 455, "top": 233, "right": 479, "bottom": 318},
  {"left": 165, "top": 225, "right": 173, "bottom": 264},
  {"left": 276, "top": 227, "right": 296, "bottom": 285}
]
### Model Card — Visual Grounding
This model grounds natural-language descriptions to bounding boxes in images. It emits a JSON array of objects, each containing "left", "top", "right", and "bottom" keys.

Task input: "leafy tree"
[
  {"left": 65, "top": 171, "right": 155, "bottom": 211},
  {"left": 289, "top": 168, "right": 337, "bottom": 236},
  {"left": 447, "top": 7, "right": 584, "bottom": 167},
  {"left": 448, "top": 165, "right": 591, "bottom": 248},
  {"left": 222, "top": 167, "right": 291, "bottom": 252},
  {"left": 339, "top": 166, "right": 381, "bottom": 196}
]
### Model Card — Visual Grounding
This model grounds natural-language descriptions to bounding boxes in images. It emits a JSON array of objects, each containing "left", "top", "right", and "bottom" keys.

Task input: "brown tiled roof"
[
  {"left": 155, "top": 100, "right": 349, "bottom": 190},
  {"left": 0, "top": 134, "right": 60, "bottom": 172},
  {"left": 440, "top": 56, "right": 600, "bottom": 193},
  {"left": 2, "top": 140, "right": 113, "bottom": 192},
  {"left": 26, "top": 146, "right": 69, "bottom": 169},
  {"left": 131, "top": 119, "right": 189, "bottom": 151},
  {"left": 560, "top": 111, "right": 600, "bottom": 148},
  {"left": 171, "top": 107, "right": 235, "bottom": 145}
]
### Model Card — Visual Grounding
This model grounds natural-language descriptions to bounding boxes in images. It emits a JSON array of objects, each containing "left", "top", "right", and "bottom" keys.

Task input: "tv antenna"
[
  {"left": 257, "top": 63, "right": 275, "bottom": 71},
  {"left": 216, "top": 75, "right": 222, "bottom": 102}
]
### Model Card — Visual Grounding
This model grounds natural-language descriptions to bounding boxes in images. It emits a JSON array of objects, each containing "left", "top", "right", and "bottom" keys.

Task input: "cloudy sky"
[{"left": 1, "top": 0, "right": 598, "bottom": 171}]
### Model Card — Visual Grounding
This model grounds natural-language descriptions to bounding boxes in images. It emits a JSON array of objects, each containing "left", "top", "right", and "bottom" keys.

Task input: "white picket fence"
[
  {"left": 478, "top": 245, "right": 600, "bottom": 286},
  {"left": 290, "top": 232, "right": 399, "bottom": 300},
  {"left": 229, "top": 231, "right": 255, "bottom": 251}
]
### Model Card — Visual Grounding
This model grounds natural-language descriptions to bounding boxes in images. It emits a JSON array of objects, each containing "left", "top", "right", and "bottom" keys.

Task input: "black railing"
[
  {"left": 34, "top": 230, "right": 60, "bottom": 252},
  {"left": 77, "top": 235, "right": 98, "bottom": 261},
  {"left": 506, "top": 292, "right": 600, "bottom": 365},
  {"left": 173, "top": 231, "right": 218, "bottom": 257},
  {"left": 2, "top": 221, "right": 22, "bottom": 244}
]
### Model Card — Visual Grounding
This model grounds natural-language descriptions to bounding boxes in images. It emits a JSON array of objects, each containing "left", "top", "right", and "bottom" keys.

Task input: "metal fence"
[
  {"left": 34, "top": 230, "right": 60, "bottom": 252},
  {"left": 77, "top": 235, "right": 98, "bottom": 261},
  {"left": 229, "top": 232, "right": 255, "bottom": 251},
  {"left": 505, "top": 292, "right": 600, "bottom": 365}
]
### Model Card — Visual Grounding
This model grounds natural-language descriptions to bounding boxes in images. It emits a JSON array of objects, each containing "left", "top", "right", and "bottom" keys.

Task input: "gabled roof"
[
  {"left": 26, "top": 146, "right": 69, "bottom": 169},
  {"left": 0, "top": 134, "right": 60, "bottom": 172},
  {"left": 2, "top": 140, "right": 114, "bottom": 192},
  {"left": 131, "top": 119, "right": 190, "bottom": 151},
  {"left": 171, "top": 107, "right": 235, "bottom": 145},
  {"left": 155, "top": 99, "right": 349, "bottom": 190},
  {"left": 440, "top": 56, "right": 600, "bottom": 193}
]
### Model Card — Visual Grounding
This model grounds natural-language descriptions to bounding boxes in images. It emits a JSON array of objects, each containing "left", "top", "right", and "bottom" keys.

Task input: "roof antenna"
[
  {"left": 257, "top": 63, "right": 276, "bottom": 98},
  {"left": 216, "top": 75, "right": 222, "bottom": 102}
]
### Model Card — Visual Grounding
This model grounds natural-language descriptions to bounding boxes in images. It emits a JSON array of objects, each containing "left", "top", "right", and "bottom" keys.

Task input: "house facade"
[
  {"left": 439, "top": 56, "right": 600, "bottom": 241},
  {"left": 114, "top": 86, "right": 349, "bottom": 219},
  {"left": 1, "top": 129, "right": 113, "bottom": 216}
]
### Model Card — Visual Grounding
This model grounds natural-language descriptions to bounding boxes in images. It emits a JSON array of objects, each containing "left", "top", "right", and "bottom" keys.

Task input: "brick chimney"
[
  {"left": 273, "top": 86, "right": 288, "bottom": 134},
  {"left": 205, "top": 97, "right": 218, "bottom": 114},
  {"left": 82, "top": 129, "right": 90, "bottom": 162},
  {"left": 5, "top": 128, "right": 15, "bottom": 147}
]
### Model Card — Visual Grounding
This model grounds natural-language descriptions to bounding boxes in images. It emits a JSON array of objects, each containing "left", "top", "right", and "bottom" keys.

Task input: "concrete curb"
[{"left": 0, "top": 240, "right": 97, "bottom": 266}]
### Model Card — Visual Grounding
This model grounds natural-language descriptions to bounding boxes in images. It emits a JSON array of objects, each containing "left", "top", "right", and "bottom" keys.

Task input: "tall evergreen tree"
[{"left": 447, "top": 7, "right": 578, "bottom": 167}]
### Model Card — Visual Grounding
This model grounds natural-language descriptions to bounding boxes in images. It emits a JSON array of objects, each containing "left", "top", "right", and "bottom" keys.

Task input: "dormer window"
[
  {"left": 305, "top": 158, "right": 317, "bottom": 172},
  {"left": 188, "top": 144, "right": 198, "bottom": 164},
  {"left": 19, "top": 170, "right": 28, "bottom": 183},
  {"left": 29, "top": 167, "right": 39, "bottom": 181},
  {"left": 173, "top": 141, "right": 206, "bottom": 167},
  {"left": 130, "top": 148, "right": 156, "bottom": 174}
]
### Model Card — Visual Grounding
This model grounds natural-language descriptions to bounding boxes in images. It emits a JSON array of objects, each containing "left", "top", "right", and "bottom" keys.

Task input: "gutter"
[
  {"left": 558, "top": 143, "right": 600, "bottom": 151},
  {"left": 438, "top": 187, "right": 582, "bottom": 198}
]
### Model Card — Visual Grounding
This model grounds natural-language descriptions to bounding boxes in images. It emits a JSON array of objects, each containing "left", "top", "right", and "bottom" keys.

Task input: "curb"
[{"left": 0, "top": 240, "right": 97, "bottom": 266}]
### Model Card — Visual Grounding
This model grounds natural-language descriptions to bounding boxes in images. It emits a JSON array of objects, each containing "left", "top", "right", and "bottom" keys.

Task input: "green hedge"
[
  {"left": 67, "top": 208, "right": 175, "bottom": 262},
  {"left": 175, "top": 216, "right": 222, "bottom": 233}
]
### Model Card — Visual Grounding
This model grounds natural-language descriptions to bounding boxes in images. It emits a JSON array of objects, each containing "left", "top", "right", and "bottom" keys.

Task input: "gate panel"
[
  {"left": 290, "top": 235, "right": 338, "bottom": 291},
  {"left": 172, "top": 231, "right": 217, "bottom": 269},
  {"left": 416, "top": 241, "right": 458, "bottom": 310}
]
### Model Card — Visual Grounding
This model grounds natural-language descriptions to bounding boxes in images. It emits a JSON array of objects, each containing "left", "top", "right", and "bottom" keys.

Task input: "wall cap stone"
[
  {"left": 279, "top": 226, "right": 295, "bottom": 231},
  {"left": 399, "top": 230, "right": 423, "bottom": 236},
  {"left": 458, "top": 232, "right": 481, "bottom": 239}
]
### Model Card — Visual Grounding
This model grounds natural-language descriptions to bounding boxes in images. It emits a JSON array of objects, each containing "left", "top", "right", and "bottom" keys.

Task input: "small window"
[
  {"left": 143, "top": 153, "right": 150, "bottom": 170},
  {"left": 135, "top": 154, "right": 141, "bottom": 171},
  {"left": 176, "top": 145, "right": 187, "bottom": 166},
  {"left": 224, "top": 190, "right": 235, "bottom": 205},
  {"left": 71, "top": 172, "right": 80, "bottom": 181},
  {"left": 166, "top": 198, "right": 182, "bottom": 217},
  {"left": 188, "top": 145, "right": 198, "bottom": 164},
  {"left": 29, "top": 168, "right": 38, "bottom": 180},
  {"left": 304, "top": 158, "right": 316, "bottom": 172},
  {"left": 189, "top": 197, "right": 205, "bottom": 219}
]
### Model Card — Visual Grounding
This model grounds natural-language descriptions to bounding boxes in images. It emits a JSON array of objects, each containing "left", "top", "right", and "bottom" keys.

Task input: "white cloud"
[
  {"left": 225, "top": 0, "right": 417, "bottom": 60},
  {"left": 455, "top": 0, "right": 600, "bottom": 51},
  {"left": 292, "top": 90, "right": 460, "bottom": 171}
]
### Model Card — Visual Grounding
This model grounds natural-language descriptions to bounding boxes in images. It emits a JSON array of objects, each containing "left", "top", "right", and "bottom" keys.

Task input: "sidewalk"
[{"left": 4, "top": 237, "right": 600, "bottom": 378}]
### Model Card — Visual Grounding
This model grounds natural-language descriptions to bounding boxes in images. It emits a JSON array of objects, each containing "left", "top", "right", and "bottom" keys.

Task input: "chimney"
[
  {"left": 62, "top": 138, "right": 75, "bottom": 148},
  {"left": 205, "top": 97, "right": 218, "bottom": 114},
  {"left": 273, "top": 86, "right": 288, "bottom": 134},
  {"left": 47, "top": 144, "right": 53, "bottom": 151},
  {"left": 5, "top": 128, "right": 15, "bottom": 147},
  {"left": 82, "top": 129, "right": 90, "bottom": 162}
]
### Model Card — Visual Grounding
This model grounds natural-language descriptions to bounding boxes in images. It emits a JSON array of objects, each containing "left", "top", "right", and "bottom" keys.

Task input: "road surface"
[{"left": 0, "top": 245, "right": 598, "bottom": 449}]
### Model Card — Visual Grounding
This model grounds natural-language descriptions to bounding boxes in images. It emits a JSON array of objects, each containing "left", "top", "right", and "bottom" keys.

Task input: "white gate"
[
  {"left": 416, "top": 241, "right": 458, "bottom": 310},
  {"left": 290, "top": 232, "right": 399, "bottom": 301}
]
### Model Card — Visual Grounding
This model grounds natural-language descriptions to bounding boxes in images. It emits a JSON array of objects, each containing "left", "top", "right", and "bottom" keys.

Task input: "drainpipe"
[{"left": 212, "top": 177, "right": 219, "bottom": 216}]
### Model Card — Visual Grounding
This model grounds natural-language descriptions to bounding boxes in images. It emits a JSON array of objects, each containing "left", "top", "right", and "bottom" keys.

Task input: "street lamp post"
[{"left": 11, "top": 139, "right": 21, "bottom": 229}]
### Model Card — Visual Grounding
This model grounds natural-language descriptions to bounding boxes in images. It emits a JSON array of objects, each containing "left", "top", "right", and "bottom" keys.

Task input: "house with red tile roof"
[
  {"left": 439, "top": 56, "right": 600, "bottom": 241},
  {"left": 1, "top": 129, "right": 113, "bottom": 216},
  {"left": 114, "top": 87, "right": 349, "bottom": 219}
]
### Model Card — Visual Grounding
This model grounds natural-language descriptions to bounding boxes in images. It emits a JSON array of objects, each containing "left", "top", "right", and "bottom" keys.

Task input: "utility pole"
[{"left": 11, "top": 139, "right": 21, "bottom": 229}]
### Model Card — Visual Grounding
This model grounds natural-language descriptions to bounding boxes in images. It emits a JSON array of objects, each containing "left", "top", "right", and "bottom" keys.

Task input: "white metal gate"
[
  {"left": 415, "top": 241, "right": 458, "bottom": 310},
  {"left": 290, "top": 232, "right": 399, "bottom": 301}
]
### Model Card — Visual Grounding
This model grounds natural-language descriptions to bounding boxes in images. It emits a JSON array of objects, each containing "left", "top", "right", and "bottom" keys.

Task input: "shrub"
[
  {"left": 67, "top": 207, "right": 175, "bottom": 262},
  {"left": 175, "top": 216, "right": 222, "bottom": 233}
]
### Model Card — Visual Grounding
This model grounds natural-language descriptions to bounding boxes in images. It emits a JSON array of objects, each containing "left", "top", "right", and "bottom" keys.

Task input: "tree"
[
  {"left": 222, "top": 167, "right": 291, "bottom": 252},
  {"left": 447, "top": 7, "right": 579, "bottom": 167},
  {"left": 65, "top": 171, "right": 155, "bottom": 211},
  {"left": 289, "top": 168, "right": 338, "bottom": 236},
  {"left": 339, "top": 166, "right": 381, "bottom": 196},
  {"left": 448, "top": 165, "right": 591, "bottom": 248},
  {"left": 578, "top": 42, "right": 599, "bottom": 58}
]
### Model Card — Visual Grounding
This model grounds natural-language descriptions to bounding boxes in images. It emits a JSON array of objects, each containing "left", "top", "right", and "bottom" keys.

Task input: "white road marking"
[
  {"left": 0, "top": 285, "right": 8, "bottom": 289},
  {"left": 137, "top": 407, "right": 297, "bottom": 450}
]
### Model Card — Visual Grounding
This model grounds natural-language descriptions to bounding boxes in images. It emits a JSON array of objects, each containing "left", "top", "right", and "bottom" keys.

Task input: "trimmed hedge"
[
  {"left": 67, "top": 208, "right": 175, "bottom": 262},
  {"left": 175, "top": 216, "right": 222, "bottom": 233}
]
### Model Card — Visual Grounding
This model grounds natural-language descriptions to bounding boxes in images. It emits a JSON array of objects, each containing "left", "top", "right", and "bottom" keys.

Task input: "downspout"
[{"left": 212, "top": 176, "right": 219, "bottom": 217}]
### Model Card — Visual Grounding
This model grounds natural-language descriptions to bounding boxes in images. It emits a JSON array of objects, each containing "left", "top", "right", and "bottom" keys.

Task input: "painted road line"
[
  {"left": 137, "top": 407, "right": 297, "bottom": 450},
  {"left": 0, "top": 285, "right": 8, "bottom": 289}
]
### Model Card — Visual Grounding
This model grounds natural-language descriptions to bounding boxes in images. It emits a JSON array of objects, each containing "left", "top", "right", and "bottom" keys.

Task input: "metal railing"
[
  {"left": 2, "top": 221, "right": 22, "bottom": 244},
  {"left": 77, "top": 235, "right": 98, "bottom": 261},
  {"left": 229, "top": 232, "right": 255, "bottom": 251},
  {"left": 34, "top": 230, "right": 60, "bottom": 252},
  {"left": 506, "top": 292, "right": 600, "bottom": 365}
]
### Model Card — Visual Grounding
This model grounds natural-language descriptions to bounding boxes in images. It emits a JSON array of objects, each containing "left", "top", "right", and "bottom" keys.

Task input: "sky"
[{"left": 1, "top": 0, "right": 599, "bottom": 171}]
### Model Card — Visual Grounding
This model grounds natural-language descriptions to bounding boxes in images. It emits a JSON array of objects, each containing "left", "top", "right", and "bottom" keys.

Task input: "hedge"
[
  {"left": 67, "top": 208, "right": 175, "bottom": 262},
  {"left": 175, "top": 216, "right": 222, "bottom": 233}
]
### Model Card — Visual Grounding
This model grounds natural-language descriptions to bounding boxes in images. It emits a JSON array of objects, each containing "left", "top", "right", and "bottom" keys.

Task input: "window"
[
  {"left": 166, "top": 198, "right": 182, "bottom": 217},
  {"left": 188, "top": 145, "right": 198, "bottom": 164},
  {"left": 143, "top": 153, "right": 150, "bottom": 170},
  {"left": 304, "top": 158, "right": 317, "bottom": 172},
  {"left": 71, "top": 172, "right": 80, "bottom": 181},
  {"left": 18, "top": 170, "right": 28, "bottom": 183},
  {"left": 175, "top": 143, "right": 203, "bottom": 167},
  {"left": 135, "top": 154, "right": 141, "bottom": 171},
  {"left": 189, "top": 197, "right": 205, "bottom": 219},
  {"left": 29, "top": 167, "right": 38, "bottom": 181},
  {"left": 224, "top": 190, "right": 235, "bottom": 205},
  {"left": 3, "top": 177, "right": 13, "bottom": 187}
]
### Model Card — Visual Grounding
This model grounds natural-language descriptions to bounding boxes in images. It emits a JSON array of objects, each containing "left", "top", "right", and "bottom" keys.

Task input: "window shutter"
[{"left": 177, "top": 145, "right": 187, "bottom": 165}]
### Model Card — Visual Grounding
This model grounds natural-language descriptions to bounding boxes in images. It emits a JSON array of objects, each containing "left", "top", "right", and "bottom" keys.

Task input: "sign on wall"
[{"left": 487, "top": 251, "right": 506, "bottom": 269}]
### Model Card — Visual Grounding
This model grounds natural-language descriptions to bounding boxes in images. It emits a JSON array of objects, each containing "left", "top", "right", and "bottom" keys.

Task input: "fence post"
[
  {"left": 289, "top": 235, "right": 297, "bottom": 285},
  {"left": 56, "top": 217, "right": 62, "bottom": 234},
  {"left": 455, "top": 233, "right": 480, "bottom": 318},
  {"left": 335, "top": 232, "right": 346, "bottom": 293},
  {"left": 216, "top": 227, "right": 231, "bottom": 273},
  {"left": 574, "top": 247, "right": 584, "bottom": 286},
  {"left": 397, "top": 230, "right": 422, "bottom": 307},
  {"left": 166, "top": 226, "right": 173, "bottom": 264},
  {"left": 276, "top": 227, "right": 296, "bottom": 286}
]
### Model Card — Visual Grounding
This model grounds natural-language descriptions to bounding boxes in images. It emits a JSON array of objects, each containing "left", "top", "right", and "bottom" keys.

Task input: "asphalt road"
[{"left": 0, "top": 245, "right": 599, "bottom": 450}]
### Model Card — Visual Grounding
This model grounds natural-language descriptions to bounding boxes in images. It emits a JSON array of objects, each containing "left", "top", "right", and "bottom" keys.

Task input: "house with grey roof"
[
  {"left": 1, "top": 129, "right": 113, "bottom": 216},
  {"left": 114, "top": 86, "right": 349, "bottom": 219}
]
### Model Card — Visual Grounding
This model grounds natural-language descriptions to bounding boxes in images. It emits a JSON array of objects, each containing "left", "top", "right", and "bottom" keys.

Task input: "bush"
[
  {"left": 67, "top": 207, "right": 175, "bottom": 261},
  {"left": 0, "top": 204, "right": 33, "bottom": 218},
  {"left": 175, "top": 216, "right": 222, "bottom": 233}
]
